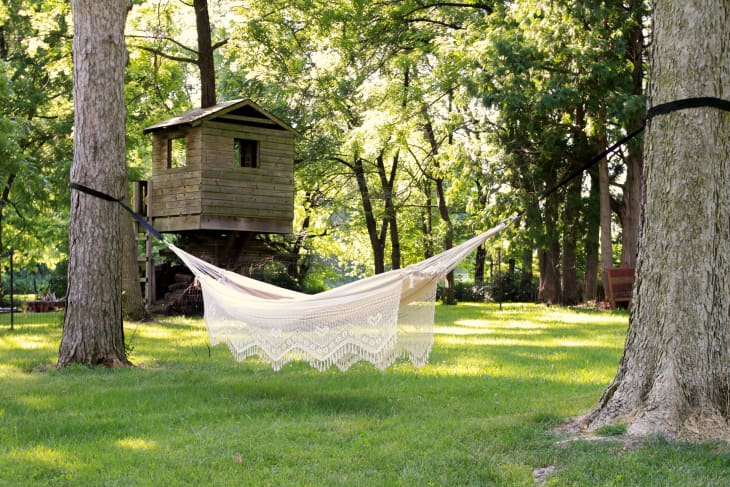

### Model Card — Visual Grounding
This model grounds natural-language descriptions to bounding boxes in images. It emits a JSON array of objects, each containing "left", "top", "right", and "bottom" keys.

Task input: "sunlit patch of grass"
[
  {"left": 0, "top": 312, "right": 64, "bottom": 327},
  {"left": 0, "top": 303, "right": 727, "bottom": 486},
  {"left": 6, "top": 334, "right": 51, "bottom": 349},
  {"left": 5, "top": 444, "right": 82, "bottom": 484},
  {"left": 116, "top": 437, "right": 159, "bottom": 451}
]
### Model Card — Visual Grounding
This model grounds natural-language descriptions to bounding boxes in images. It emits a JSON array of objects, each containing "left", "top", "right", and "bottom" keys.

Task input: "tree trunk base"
[
  {"left": 102, "top": 356, "right": 133, "bottom": 368},
  {"left": 56, "top": 356, "right": 133, "bottom": 369},
  {"left": 581, "top": 403, "right": 730, "bottom": 442}
]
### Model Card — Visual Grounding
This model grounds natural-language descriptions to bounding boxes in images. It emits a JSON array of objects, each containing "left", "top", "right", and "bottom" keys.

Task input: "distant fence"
[
  {"left": 0, "top": 310, "right": 64, "bottom": 329},
  {"left": 1, "top": 250, "right": 66, "bottom": 329}
]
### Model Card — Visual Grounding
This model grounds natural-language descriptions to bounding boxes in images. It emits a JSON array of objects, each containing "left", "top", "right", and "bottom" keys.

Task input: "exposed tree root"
[
  {"left": 575, "top": 406, "right": 730, "bottom": 443},
  {"left": 101, "top": 356, "right": 133, "bottom": 368}
]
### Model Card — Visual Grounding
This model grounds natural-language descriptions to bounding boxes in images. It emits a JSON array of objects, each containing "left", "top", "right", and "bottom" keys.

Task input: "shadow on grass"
[
  {"left": 1, "top": 356, "right": 608, "bottom": 484},
  {"left": 12, "top": 305, "right": 729, "bottom": 486}
]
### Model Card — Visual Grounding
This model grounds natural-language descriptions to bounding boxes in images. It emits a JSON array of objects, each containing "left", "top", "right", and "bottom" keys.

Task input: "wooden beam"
[{"left": 216, "top": 114, "right": 278, "bottom": 125}]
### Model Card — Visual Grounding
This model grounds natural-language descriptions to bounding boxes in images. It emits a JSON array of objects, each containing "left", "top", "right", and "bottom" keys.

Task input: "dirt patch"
[
  {"left": 553, "top": 415, "right": 730, "bottom": 449},
  {"left": 532, "top": 465, "right": 557, "bottom": 485},
  {"left": 552, "top": 416, "right": 643, "bottom": 450}
]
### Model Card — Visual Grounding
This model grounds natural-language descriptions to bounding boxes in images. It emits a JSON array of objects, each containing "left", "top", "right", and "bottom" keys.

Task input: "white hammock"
[{"left": 168, "top": 220, "right": 510, "bottom": 371}]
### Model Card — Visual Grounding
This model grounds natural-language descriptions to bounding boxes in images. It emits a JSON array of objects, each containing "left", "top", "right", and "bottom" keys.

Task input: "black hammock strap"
[{"left": 70, "top": 182, "right": 166, "bottom": 242}]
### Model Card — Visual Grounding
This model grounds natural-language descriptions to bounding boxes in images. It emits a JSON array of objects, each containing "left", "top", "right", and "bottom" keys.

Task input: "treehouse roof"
[{"left": 143, "top": 98, "right": 298, "bottom": 135}]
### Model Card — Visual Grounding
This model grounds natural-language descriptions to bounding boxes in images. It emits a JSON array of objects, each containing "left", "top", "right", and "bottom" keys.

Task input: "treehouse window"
[
  {"left": 167, "top": 136, "right": 187, "bottom": 169},
  {"left": 234, "top": 138, "right": 259, "bottom": 168}
]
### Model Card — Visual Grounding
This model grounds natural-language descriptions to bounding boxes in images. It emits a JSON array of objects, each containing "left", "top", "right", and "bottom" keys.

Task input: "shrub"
[{"left": 441, "top": 270, "right": 538, "bottom": 303}]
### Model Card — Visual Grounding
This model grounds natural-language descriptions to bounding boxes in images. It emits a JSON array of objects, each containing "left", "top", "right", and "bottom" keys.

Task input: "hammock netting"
[{"left": 168, "top": 221, "right": 509, "bottom": 371}]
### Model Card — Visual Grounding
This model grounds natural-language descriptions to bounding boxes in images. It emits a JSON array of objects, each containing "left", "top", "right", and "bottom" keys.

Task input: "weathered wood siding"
[
  {"left": 148, "top": 121, "right": 294, "bottom": 233},
  {"left": 201, "top": 121, "right": 294, "bottom": 223},
  {"left": 150, "top": 127, "right": 203, "bottom": 220}
]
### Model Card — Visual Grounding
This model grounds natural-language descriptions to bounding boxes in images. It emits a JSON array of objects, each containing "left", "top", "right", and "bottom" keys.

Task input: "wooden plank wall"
[
  {"left": 149, "top": 121, "right": 295, "bottom": 233},
  {"left": 150, "top": 127, "right": 203, "bottom": 218},
  {"left": 201, "top": 121, "right": 294, "bottom": 222}
]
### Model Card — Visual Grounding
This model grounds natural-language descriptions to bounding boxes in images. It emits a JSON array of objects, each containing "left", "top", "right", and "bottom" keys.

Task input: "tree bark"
[
  {"left": 538, "top": 195, "right": 561, "bottom": 305},
  {"left": 583, "top": 170, "right": 600, "bottom": 302},
  {"left": 582, "top": 0, "right": 729, "bottom": 440},
  {"left": 194, "top": 0, "right": 216, "bottom": 108},
  {"left": 598, "top": 133, "right": 613, "bottom": 302},
  {"left": 376, "top": 152, "right": 401, "bottom": 269},
  {"left": 539, "top": 238, "right": 561, "bottom": 305},
  {"left": 0, "top": 173, "right": 16, "bottom": 258},
  {"left": 620, "top": 145, "right": 642, "bottom": 268},
  {"left": 474, "top": 246, "right": 486, "bottom": 286},
  {"left": 435, "top": 176, "right": 456, "bottom": 304},
  {"left": 351, "top": 156, "right": 386, "bottom": 274},
  {"left": 420, "top": 180, "right": 434, "bottom": 259},
  {"left": 285, "top": 190, "right": 317, "bottom": 287},
  {"left": 619, "top": 0, "right": 647, "bottom": 268},
  {"left": 421, "top": 114, "right": 456, "bottom": 304},
  {"left": 561, "top": 179, "right": 580, "bottom": 305},
  {"left": 58, "top": 0, "right": 131, "bottom": 368}
]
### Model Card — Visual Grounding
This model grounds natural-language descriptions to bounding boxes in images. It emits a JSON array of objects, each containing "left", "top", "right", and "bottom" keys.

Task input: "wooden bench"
[
  {"left": 606, "top": 267, "right": 635, "bottom": 309},
  {"left": 26, "top": 299, "right": 66, "bottom": 313}
]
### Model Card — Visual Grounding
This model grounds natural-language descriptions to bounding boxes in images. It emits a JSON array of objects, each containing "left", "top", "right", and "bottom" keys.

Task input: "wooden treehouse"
[{"left": 133, "top": 98, "right": 297, "bottom": 309}]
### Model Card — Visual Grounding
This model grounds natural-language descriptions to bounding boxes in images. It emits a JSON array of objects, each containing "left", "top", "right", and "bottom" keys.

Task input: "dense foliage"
[{"left": 0, "top": 0, "right": 649, "bottom": 304}]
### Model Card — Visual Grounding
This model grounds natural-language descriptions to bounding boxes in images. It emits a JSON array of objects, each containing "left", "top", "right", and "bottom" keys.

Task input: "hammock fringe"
[{"left": 215, "top": 334, "right": 433, "bottom": 372}]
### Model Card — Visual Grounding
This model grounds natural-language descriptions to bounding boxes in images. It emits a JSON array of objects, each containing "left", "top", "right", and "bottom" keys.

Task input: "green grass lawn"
[{"left": 1, "top": 303, "right": 728, "bottom": 486}]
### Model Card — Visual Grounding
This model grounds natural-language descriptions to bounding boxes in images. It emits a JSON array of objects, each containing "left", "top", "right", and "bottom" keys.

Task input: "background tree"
[
  {"left": 127, "top": 0, "right": 226, "bottom": 108},
  {"left": 615, "top": 0, "right": 648, "bottom": 269},
  {"left": 0, "top": 0, "right": 73, "bottom": 294},
  {"left": 57, "top": 0, "right": 130, "bottom": 367},
  {"left": 3, "top": 0, "right": 658, "bottom": 306},
  {"left": 461, "top": 0, "right": 648, "bottom": 304},
  {"left": 583, "top": 0, "right": 729, "bottom": 439}
]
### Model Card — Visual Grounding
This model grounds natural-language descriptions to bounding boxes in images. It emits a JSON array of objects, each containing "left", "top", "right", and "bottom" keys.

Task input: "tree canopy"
[{"left": 0, "top": 0, "right": 657, "bottom": 302}]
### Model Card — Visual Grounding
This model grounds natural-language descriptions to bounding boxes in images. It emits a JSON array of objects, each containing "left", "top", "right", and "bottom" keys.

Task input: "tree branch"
[
  {"left": 403, "top": 17, "right": 464, "bottom": 29},
  {"left": 126, "top": 33, "right": 199, "bottom": 56},
  {"left": 329, "top": 156, "right": 354, "bottom": 170},
  {"left": 211, "top": 38, "right": 228, "bottom": 50},
  {"left": 402, "top": 2, "right": 493, "bottom": 17},
  {"left": 129, "top": 43, "right": 198, "bottom": 65},
  {"left": 1, "top": 174, "right": 15, "bottom": 207}
]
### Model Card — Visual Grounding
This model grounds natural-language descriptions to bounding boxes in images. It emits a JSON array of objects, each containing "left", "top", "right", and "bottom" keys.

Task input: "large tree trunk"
[
  {"left": 582, "top": 0, "right": 729, "bottom": 439},
  {"left": 58, "top": 0, "right": 131, "bottom": 368},
  {"left": 538, "top": 239, "right": 561, "bottom": 305}
]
